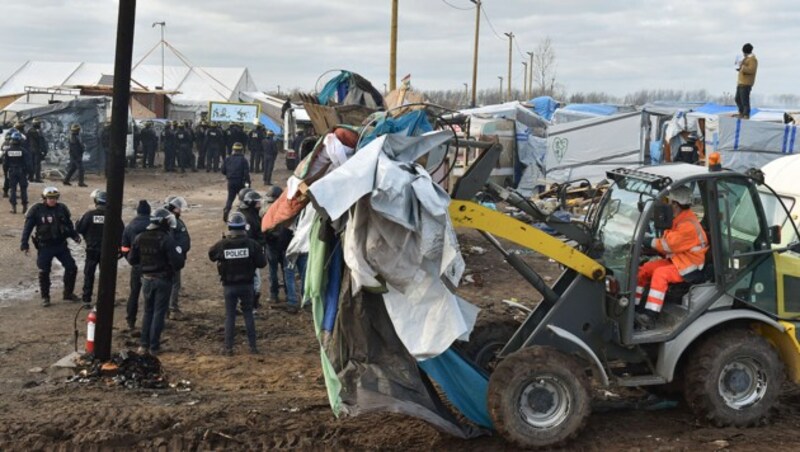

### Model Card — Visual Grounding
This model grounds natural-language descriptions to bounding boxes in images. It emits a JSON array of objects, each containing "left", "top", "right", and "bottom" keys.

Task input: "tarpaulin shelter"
[
  {"left": 551, "top": 103, "right": 636, "bottom": 125},
  {"left": 528, "top": 96, "right": 560, "bottom": 121},
  {"left": 717, "top": 116, "right": 798, "bottom": 172},
  {"left": 317, "top": 70, "right": 384, "bottom": 109},
  {"left": 15, "top": 97, "right": 109, "bottom": 171}
]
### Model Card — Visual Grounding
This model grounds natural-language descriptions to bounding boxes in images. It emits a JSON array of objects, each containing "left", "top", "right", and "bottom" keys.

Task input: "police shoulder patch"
[{"left": 176, "top": 246, "right": 183, "bottom": 254}]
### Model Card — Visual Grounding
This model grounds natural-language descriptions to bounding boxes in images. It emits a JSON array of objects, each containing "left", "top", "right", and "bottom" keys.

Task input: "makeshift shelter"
[
  {"left": 551, "top": 103, "right": 636, "bottom": 125},
  {"left": 717, "top": 116, "right": 798, "bottom": 172}
]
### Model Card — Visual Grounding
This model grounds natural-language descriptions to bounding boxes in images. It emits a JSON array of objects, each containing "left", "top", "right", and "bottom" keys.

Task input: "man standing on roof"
[
  {"left": 735, "top": 43, "right": 758, "bottom": 120},
  {"left": 635, "top": 186, "right": 708, "bottom": 330}
]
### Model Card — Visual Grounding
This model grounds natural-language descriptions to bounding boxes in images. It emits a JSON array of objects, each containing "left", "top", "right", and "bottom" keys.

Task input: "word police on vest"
[
  {"left": 7, "top": 150, "right": 22, "bottom": 157},
  {"left": 92, "top": 216, "right": 105, "bottom": 224},
  {"left": 224, "top": 248, "right": 249, "bottom": 259}
]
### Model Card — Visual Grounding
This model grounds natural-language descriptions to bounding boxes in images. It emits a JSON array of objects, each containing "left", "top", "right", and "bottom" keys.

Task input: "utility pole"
[
  {"left": 469, "top": 0, "right": 480, "bottom": 107},
  {"left": 527, "top": 51, "right": 534, "bottom": 97},
  {"left": 95, "top": 0, "right": 137, "bottom": 361},
  {"left": 504, "top": 32, "right": 514, "bottom": 100},
  {"left": 522, "top": 61, "right": 528, "bottom": 99},
  {"left": 152, "top": 21, "right": 165, "bottom": 89},
  {"left": 389, "top": 0, "right": 398, "bottom": 91},
  {"left": 498, "top": 76, "right": 503, "bottom": 102}
]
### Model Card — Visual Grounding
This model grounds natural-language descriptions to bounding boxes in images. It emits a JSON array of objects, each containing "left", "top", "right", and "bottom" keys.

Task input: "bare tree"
[{"left": 531, "top": 37, "right": 558, "bottom": 97}]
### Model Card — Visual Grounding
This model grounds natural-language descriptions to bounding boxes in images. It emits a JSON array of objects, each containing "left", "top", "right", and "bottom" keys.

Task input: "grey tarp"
[
  {"left": 718, "top": 116, "right": 797, "bottom": 172},
  {"left": 18, "top": 97, "right": 109, "bottom": 171}
]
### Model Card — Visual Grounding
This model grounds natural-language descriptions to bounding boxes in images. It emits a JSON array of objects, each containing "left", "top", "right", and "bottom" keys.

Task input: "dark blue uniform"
[
  {"left": 3, "top": 142, "right": 31, "bottom": 211},
  {"left": 26, "top": 126, "right": 47, "bottom": 182},
  {"left": 208, "top": 229, "right": 267, "bottom": 352},
  {"left": 76, "top": 205, "right": 123, "bottom": 304},
  {"left": 63, "top": 132, "right": 85, "bottom": 186},
  {"left": 205, "top": 127, "right": 225, "bottom": 171},
  {"left": 247, "top": 128, "right": 265, "bottom": 173},
  {"left": 263, "top": 136, "right": 278, "bottom": 184},
  {"left": 140, "top": 126, "right": 159, "bottom": 168},
  {"left": 128, "top": 225, "right": 185, "bottom": 353},
  {"left": 221, "top": 153, "right": 250, "bottom": 221},
  {"left": 168, "top": 215, "right": 191, "bottom": 314},
  {"left": 122, "top": 211, "right": 151, "bottom": 328},
  {"left": 21, "top": 201, "right": 80, "bottom": 303},
  {"left": 161, "top": 126, "right": 177, "bottom": 171},
  {"left": 175, "top": 127, "right": 194, "bottom": 172}
]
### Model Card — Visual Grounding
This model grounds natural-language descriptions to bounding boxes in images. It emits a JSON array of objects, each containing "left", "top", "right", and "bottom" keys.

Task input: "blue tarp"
[
  {"left": 692, "top": 102, "right": 760, "bottom": 118},
  {"left": 318, "top": 71, "right": 352, "bottom": 105},
  {"left": 529, "top": 96, "right": 560, "bottom": 121},
  {"left": 259, "top": 113, "right": 282, "bottom": 135},
  {"left": 322, "top": 240, "right": 344, "bottom": 333},
  {"left": 359, "top": 110, "right": 433, "bottom": 148},
  {"left": 418, "top": 348, "right": 493, "bottom": 429},
  {"left": 561, "top": 103, "right": 622, "bottom": 116}
]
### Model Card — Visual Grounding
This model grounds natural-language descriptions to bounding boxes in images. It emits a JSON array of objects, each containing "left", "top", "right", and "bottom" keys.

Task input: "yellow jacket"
[{"left": 738, "top": 55, "right": 758, "bottom": 86}]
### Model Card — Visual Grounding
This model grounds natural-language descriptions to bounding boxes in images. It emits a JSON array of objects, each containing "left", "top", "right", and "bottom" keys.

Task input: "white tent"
[{"left": 0, "top": 61, "right": 257, "bottom": 102}]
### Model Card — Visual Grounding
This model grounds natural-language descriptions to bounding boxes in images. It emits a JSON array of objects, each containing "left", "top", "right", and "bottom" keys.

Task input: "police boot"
[
  {"left": 39, "top": 271, "right": 51, "bottom": 307},
  {"left": 223, "top": 208, "right": 230, "bottom": 223},
  {"left": 22, "top": 203, "right": 28, "bottom": 214},
  {"left": 9, "top": 204, "right": 16, "bottom": 214},
  {"left": 2, "top": 190, "right": 7, "bottom": 198},
  {"left": 63, "top": 268, "right": 80, "bottom": 302}
]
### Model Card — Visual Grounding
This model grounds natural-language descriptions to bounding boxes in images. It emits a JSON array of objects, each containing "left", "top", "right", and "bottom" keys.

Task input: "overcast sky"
[{"left": 0, "top": 0, "right": 796, "bottom": 98}]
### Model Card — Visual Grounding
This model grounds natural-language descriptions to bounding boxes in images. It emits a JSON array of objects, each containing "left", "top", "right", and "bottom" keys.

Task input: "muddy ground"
[{"left": 0, "top": 161, "right": 799, "bottom": 451}]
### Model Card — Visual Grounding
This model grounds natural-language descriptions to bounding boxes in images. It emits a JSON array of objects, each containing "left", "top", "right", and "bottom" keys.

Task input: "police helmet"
[
  {"left": 42, "top": 186, "right": 60, "bottom": 200},
  {"left": 242, "top": 190, "right": 263, "bottom": 208},
  {"left": 232, "top": 142, "right": 244, "bottom": 153},
  {"left": 32, "top": 118, "right": 41, "bottom": 127},
  {"left": 668, "top": 186, "right": 693, "bottom": 207},
  {"left": 149, "top": 207, "right": 177, "bottom": 229},
  {"left": 91, "top": 189, "right": 108, "bottom": 205},
  {"left": 14, "top": 120, "right": 24, "bottom": 129},
  {"left": 144, "top": 120, "right": 153, "bottom": 127},
  {"left": 209, "top": 121, "right": 217, "bottom": 128},
  {"left": 264, "top": 185, "right": 283, "bottom": 203},
  {"left": 171, "top": 120, "right": 179, "bottom": 127},
  {"left": 237, "top": 187, "right": 255, "bottom": 201},
  {"left": 10, "top": 131, "right": 22, "bottom": 144},
  {"left": 70, "top": 124, "right": 81, "bottom": 133},
  {"left": 227, "top": 211, "right": 247, "bottom": 230},
  {"left": 164, "top": 195, "right": 188, "bottom": 212},
  {"left": 179, "top": 120, "right": 187, "bottom": 127}
]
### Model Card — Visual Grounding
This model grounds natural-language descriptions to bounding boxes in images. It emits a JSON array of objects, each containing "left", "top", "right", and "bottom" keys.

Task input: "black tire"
[
  {"left": 488, "top": 346, "right": 591, "bottom": 449},
  {"left": 458, "top": 320, "right": 519, "bottom": 373},
  {"left": 684, "top": 328, "right": 785, "bottom": 427}
]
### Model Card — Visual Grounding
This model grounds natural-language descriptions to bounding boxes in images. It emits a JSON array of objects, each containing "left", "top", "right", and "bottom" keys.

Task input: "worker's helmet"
[
  {"left": 42, "top": 186, "right": 60, "bottom": 200},
  {"left": 241, "top": 190, "right": 263, "bottom": 208},
  {"left": 264, "top": 185, "right": 283, "bottom": 203},
  {"left": 227, "top": 211, "right": 247, "bottom": 230},
  {"left": 164, "top": 195, "right": 188, "bottom": 213},
  {"left": 9, "top": 131, "right": 22, "bottom": 144},
  {"left": 32, "top": 118, "right": 41, "bottom": 127},
  {"left": 90, "top": 189, "right": 108, "bottom": 205},
  {"left": 70, "top": 124, "right": 81, "bottom": 133},
  {"left": 668, "top": 186, "right": 693, "bottom": 207},
  {"left": 232, "top": 142, "right": 244, "bottom": 153},
  {"left": 148, "top": 207, "right": 177, "bottom": 229}
]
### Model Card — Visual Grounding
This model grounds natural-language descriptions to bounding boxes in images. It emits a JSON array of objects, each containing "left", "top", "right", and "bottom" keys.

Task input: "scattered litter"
[
  {"left": 710, "top": 440, "right": 730, "bottom": 449},
  {"left": 463, "top": 274, "right": 475, "bottom": 284},
  {"left": 68, "top": 350, "right": 172, "bottom": 390},
  {"left": 281, "top": 407, "right": 300, "bottom": 413},
  {"left": 467, "top": 245, "right": 487, "bottom": 255},
  {"left": 27, "top": 367, "right": 44, "bottom": 374},
  {"left": 508, "top": 249, "right": 537, "bottom": 256},
  {"left": 170, "top": 379, "right": 193, "bottom": 392}
]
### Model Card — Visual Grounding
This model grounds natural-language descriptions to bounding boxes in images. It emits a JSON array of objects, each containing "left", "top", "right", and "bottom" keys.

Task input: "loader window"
[
  {"left": 717, "top": 179, "right": 777, "bottom": 313},
  {"left": 596, "top": 186, "right": 644, "bottom": 285}
]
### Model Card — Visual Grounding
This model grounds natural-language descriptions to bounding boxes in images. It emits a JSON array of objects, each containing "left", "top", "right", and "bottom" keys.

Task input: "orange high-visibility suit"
[{"left": 635, "top": 209, "right": 708, "bottom": 312}]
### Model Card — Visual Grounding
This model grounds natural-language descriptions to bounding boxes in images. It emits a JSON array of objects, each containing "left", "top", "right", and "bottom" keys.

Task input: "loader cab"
[{"left": 597, "top": 165, "right": 800, "bottom": 344}]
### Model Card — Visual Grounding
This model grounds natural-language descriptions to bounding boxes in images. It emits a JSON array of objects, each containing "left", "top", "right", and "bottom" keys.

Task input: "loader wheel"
[
  {"left": 459, "top": 320, "right": 519, "bottom": 373},
  {"left": 488, "top": 346, "right": 591, "bottom": 448},
  {"left": 684, "top": 328, "right": 784, "bottom": 427}
]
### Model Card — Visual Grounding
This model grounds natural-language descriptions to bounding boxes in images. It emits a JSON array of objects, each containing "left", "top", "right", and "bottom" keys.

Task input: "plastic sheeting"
[
  {"left": 718, "top": 116, "right": 797, "bottom": 172},
  {"left": 529, "top": 96, "right": 560, "bottom": 121}
]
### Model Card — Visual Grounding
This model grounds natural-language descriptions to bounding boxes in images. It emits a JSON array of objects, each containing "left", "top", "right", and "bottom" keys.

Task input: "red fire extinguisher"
[{"left": 86, "top": 309, "right": 97, "bottom": 354}]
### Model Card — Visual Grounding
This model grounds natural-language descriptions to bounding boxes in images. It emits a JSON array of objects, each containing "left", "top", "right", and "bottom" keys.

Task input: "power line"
[
  {"left": 480, "top": 6, "right": 505, "bottom": 41},
  {"left": 514, "top": 37, "right": 527, "bottom": 60},
  {"left": 440, "top": 0, "right": 474, "bottom": 11}
]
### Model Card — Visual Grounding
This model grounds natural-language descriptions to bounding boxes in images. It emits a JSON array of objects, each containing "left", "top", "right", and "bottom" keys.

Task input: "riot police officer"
[
  {"left": 164, "top": 195, "right": 191, "bottom": 319},
  {"left": 127, "top": 208, "right": 185, "bottom": 355},
  {"left": 195, "top": 120, "right": 208, "bottom": 170},
  {"left": 263, "top": 130, "right": 278, "bottom": 185},
  {"left": 63, "top": 124, "right": 87, "bottom": 187},
  {"left": 75, "top": 190, "right": 122, "bottom": 306},
  {"left": 204, "top": 122, "right": 225, "bottom": 172},
  {"left": 4, "top": 131, "right": 31, "bottom": 214},
  {"left": 122, "top": 200, "right": 151, "bottom": 331},
  {"left": 26, "top": 118, "right": 47, "bottom": 182},
  {"left": 161, "top": 121, "right": 177, "bottom": 172},
  {"left": 20, "top": 187, "right": 81, "bottom": 307},
  {"left": 247, "top": 124, "right": 265, "bottom": 173},
  {"left": 221, "top": 142, "right": 251, "bottom": 222},
  {"left": 208, "top": 212, "right": 267, "bottom": 355},
  {"left": 175, "top": 121, "right": 195, "bottom": 173},
  {"left": 140, "top": 121, "right": 159, "bottom": 168}
]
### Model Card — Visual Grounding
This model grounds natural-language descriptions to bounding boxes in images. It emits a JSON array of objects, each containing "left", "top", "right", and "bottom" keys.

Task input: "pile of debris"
[{"left": 67, "top": 350, "right": 190, "bottom": 391}]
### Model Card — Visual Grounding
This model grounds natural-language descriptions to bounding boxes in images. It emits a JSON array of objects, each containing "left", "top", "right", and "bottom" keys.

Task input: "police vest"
[
  {"left": 33, "top": 205, "right": 68, "bottom": 245},
  {"left": 138, "top": 229, "right": 170, "bottom": 274},
  {"left": 218, "top": 238, "right": 256, "bottom": 285},
  {"left": 84, "top": 208, "right": 106, "bottom": 251},
  {"left": 5, "top": 146, "right": 26, "bottom": 169}
]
